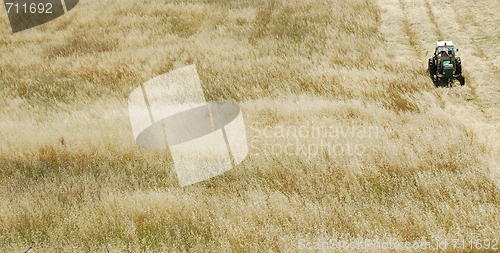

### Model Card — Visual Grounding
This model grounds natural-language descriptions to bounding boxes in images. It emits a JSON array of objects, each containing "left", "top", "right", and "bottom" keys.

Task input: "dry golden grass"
[{"left": 1, "top": 0, "right": 500, "bottom": 252}]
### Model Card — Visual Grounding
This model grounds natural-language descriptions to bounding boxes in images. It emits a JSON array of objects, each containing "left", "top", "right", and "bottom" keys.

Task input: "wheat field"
[{"left": 1, "top": 0, "right": 500, "bottom": 252}]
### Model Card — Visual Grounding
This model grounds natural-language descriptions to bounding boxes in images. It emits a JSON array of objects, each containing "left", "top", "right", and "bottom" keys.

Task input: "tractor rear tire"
[
  {"left": 455, "top": 58, "right": 462, "bottom": 75},
  {"left": 428, "top": 58, "right": 436, "bottom": 76},
  {"left": 429, "top": 58, "right": 438, "bottom": 86},
  {"left": 459, "top": 75, "right": 465, "bottom": 86}
]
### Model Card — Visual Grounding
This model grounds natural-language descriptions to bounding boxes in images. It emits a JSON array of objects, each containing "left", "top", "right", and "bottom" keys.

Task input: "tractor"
[{"left": 428, "top": 41, "right": 465, "bottom": 86}]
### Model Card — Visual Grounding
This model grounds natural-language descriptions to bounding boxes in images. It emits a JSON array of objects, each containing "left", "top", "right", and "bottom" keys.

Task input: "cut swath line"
[
  {"left": 398, "top": 0, "right": 419, "bottom": 53},
  {"left": 424, "top": 0, "right": 443, "bottom": 40}
]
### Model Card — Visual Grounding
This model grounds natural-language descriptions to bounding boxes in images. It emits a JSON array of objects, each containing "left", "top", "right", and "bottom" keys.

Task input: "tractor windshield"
[
  {"left": 437, "top": 46, "right": 454, "bottom": 56},
  {"left": 438, "top": 46, "right": 454, "bottom": 52}
]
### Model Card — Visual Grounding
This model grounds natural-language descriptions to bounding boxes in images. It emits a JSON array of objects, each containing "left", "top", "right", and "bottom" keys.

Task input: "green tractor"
[{"left": 428, "top": 41, "right": 465, "bottom": 86}]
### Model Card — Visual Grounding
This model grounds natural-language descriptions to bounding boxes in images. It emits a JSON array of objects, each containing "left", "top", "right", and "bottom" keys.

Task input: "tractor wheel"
[
  {"left": 428, "top": 58, "right": 436, "bottom": 76},
  {"left": 455, "top": 58, "right": 462, "bottom": 75},
  {"left": 429, "top": 58, "right": 438, "bottom": 86},
  {"left": 459, "top": 75, "right": 465, "bottom": 86}
]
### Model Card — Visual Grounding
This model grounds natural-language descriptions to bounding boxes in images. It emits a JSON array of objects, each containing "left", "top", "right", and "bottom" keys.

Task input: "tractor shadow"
[
  {"left": 426, "top": 67, "right": 465, "bottom": 88},
  {"left": 433, "top": 79, "right": 464, "bottom": 88}
]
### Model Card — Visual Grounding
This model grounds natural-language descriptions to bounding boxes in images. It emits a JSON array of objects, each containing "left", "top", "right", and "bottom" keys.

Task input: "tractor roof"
[{"left": 436, "top": 41, "right": 454, "bottom": 47}]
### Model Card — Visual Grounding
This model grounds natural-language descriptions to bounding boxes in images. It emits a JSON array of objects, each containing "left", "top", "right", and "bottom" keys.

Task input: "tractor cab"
[
  {"left": 435, "top": 41, "right": 455, "bottom": 59},
  {"left": 435, "top": 41, "right": 456, "bottom": 77}
]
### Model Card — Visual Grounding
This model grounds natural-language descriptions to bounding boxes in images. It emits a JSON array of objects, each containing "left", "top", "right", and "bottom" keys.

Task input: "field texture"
[{"left": 1, "top": 0, "right": 500, "bottom": 252}]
